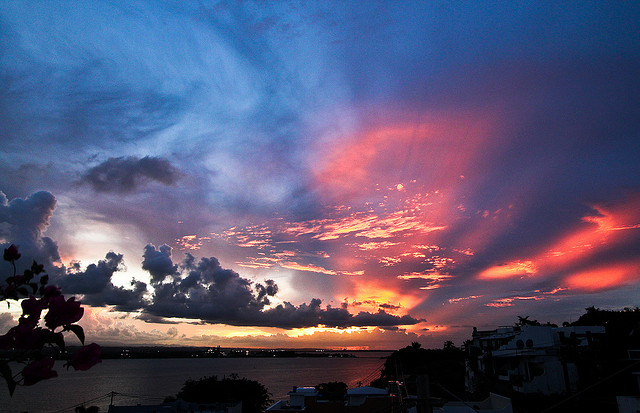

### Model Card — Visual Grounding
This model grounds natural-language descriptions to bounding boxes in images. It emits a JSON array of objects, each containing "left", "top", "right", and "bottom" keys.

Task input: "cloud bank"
[{"left": 2, "top": 191, "right": 423, "bottom": 330}]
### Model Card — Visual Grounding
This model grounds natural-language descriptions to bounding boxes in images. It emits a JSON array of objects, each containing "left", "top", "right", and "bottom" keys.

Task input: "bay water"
[{"left": 0, "top": 353, "right": 390, "bottom": 413}]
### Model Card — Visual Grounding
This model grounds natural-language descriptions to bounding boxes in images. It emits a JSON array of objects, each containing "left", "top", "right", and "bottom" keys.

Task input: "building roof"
[
  {"left": 288, "top": 386, "right": 319, "bottom": 396},
  {"left": 347, "top": 386, "right": 388, "bottom": 396}
]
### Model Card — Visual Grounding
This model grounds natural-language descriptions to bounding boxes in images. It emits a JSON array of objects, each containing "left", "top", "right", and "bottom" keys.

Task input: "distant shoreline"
[{"left": 73, "top": 346, "right": 393, "bottom": 359}]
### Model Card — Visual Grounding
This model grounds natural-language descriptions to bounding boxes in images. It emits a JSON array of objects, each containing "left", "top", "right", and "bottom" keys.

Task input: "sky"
[{"left": 1, "top": 1, "right": 639, "bottom": 350}]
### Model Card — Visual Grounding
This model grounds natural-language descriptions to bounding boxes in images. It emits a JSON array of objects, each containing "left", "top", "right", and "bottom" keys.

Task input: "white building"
[
  {"left": 467, "top": 325, "right": 605, "bottom": 395},
  {"left": 432, "top": 393, "right": 513, "bottom": 413}
]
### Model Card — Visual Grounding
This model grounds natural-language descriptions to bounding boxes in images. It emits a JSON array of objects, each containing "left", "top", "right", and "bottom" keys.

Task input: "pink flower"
[
  {"left": 0, "top": 328, "right": 16, "bottom": 350},
  {"left": 44, "top": 296, "right": 84, "bottom": 329},
  {"left": 21, "top": 357, "right": 58, "bottom": 386},
  {"left": 21, "top": 296, "right": 43, "bottom": 318},
  {"left": 13, "top": 324, "right": 47, "bottom": 350},
  {"left": 3, "top": 244, "right": 21, "bottom": 262},
  {"left": 65, "top": 343, "right": 101, "bottom": 371}
]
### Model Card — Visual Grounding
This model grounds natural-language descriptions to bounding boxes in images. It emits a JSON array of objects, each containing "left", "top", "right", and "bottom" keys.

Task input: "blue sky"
[{"left": 1, "top": 1, "right": 639, "bottom": 349}]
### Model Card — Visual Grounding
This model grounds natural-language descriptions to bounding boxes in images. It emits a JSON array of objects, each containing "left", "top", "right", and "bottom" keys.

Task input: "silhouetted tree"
[
  {"left": 515, "top": 315, "right": 540, "bottom": 326},
  {"left": 443, "top": 340, "right": 458, "bottom": 351},
  {"left": 315, "top": 381, "right": 347, "bottom": 401},
  {"left": 371, "top": 342, "right": 465, "bottom": 399},
  {"left": 176, "top": 375, "right": 272, "bottom": 413}
]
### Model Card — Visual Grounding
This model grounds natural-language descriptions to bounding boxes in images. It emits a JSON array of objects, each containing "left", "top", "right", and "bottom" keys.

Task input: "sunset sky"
[{"left": 1, "top": 1, "right": 639, "bottom": 350}]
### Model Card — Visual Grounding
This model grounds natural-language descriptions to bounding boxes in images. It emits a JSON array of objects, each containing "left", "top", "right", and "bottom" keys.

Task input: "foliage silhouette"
[
  {"left": 370, "top": 341, "right": 465, "bottom": 399},
  {"left": 315, "top": 381, "right": 347, "bottom": 401},
  {"left": 0, "top": 244, "right": 101, "bottom": 395},
  {"left": 176, "top": 375, "right": 272, "bottom": 413}
]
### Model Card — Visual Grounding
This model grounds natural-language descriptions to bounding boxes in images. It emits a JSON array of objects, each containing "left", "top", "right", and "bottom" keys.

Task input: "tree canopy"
[
  {"left": 176, "top": 375, "right": 272, "bottom": 413},
  {"left": 371, "top": 342, "right": 465, "bottom": 399}
]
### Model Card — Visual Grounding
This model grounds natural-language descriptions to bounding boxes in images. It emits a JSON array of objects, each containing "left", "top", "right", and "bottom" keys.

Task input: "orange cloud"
[
  {"left": 175, "top": 234, "right": 211, "bottom": 250},
  {"left": 477, "top": 196, "right": 640, "bottom": 291},
  {"left": 542, "top": 197, "right": 640, "bottom": 268},
  {"left": 355, "top": 241, "right": 399, "bottom": 250},
  {"left": 448, "top": 295, "right": 484, "bottom": 304},
  {"left": 282, "top": 209, "right": 446, "bottom": 242},
  {"left": 311, "top": 112, "right": 495, "bottom": 200},
  {"left": 478, "top": 260, "right": 537, "bottom": 280},
  {"left": 565, "top": 261, "right": 640, "bottom": 292},
  {"left": 279, "top": 261, "right": 363, "bottom": 276},
  {"left": 349, "top": 281, "right": 423, "bottom": 314}
]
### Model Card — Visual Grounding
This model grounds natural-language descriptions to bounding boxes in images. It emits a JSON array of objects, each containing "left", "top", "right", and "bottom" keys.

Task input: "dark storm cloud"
[
  {"left": 0, "top": 196, "right": 422, "bottom": 329},
  {"left": 140, "top": 244, "right": 423, "bottom": 328},
  {"left": 142, "top": 243, "right": 178, "bottom": 284},
  {"left": 60, "top": 252, "right": 147, "bottom": 312},
  {"left": 63, "top": 252, "right": 125, "bottom": 295},
  {"left": 141, "top": 244, "right": 278, "bottom": 324},
  {"left": 0, "top": 190, "right": 61, "bottom": 266},
  {"left": 81, "top": 156, "right": 180, "bottom": 193},
  {"left": 257, "top": 302, "right": 423, "bottom": 329},
  {"left": 1, "top": 191, "right": 146, "bottom": 311}
]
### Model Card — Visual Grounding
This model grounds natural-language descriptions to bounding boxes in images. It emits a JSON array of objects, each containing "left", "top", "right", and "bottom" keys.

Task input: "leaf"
[
  {"left": 47, "top": 331, "right": 65, "bottom": 351},
  {"left": 17, "top": 287, "right": 29, "bottom": 297},
  {"left": 65, "top": 324, "right": 85, "bottom": 345},
  {"left": 23, "top": 269, "right": 33, "bottom": 282},
  {"left": 0, "top": 361, "right": 16, "bottom": 396},
  {"left": 29, "top": 282, "right": 38, "bottom": 294},
  {"left": 31, "top": 260, "right": 44, "bottom": 275}
]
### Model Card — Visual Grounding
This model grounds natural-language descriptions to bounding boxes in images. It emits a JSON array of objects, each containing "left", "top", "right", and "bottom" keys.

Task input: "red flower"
[
  {"left": 44, "top": 296, "right": 84, "bottom": 329},
  {"left": 65, "top": 343, "right": 101, "bottom": 371},
  {"left": 21, "top": 357, "right": 58, "bottom": 386},
  {"left": 3, "top": 244, "right": 21, "bottom": 262}
]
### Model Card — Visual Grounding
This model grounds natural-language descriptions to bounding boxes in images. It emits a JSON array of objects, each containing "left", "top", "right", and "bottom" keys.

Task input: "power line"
[
  {"left": 48, "top": 392, "right": 113, "bottom": 413},
  {"left": 347, "top": 359, "right": 387, "bottom": 388}
]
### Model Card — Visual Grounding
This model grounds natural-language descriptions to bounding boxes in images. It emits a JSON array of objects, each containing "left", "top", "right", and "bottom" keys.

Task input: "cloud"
[
  {"left": 0, "top": 190, "right": 62, "bottom": 270},
  {"left": 255, "top": 299, "right": 422, "bottom": 329},
  {"left": 142, "top": 244, "right": 178, "bottom": 284},
  {"left": 1, "top": 190, "right": 146, "bottom": 311},
  {"left": 60, "top": 252, "right": 147, "bottom": 311},
  {"left": 79, "top": 307, "right": 183, "bottom": 346},
  {"left": 191, "top": 327, "right": 430, "bottom": 351},
  {"left": 140, "top": 244, "right": 423, "bottom": 329},
  {"left": 81, "top": 156, "right": 179, "bottom": 193},
  {"left": 0, "top": 313, "right": 16, "bottom": 332},
  {"left": 1, "top": 194, "right": 423, "bottom": 330},
  {"left": 141, "top": 244, "right": 276, "bottom": 324}
]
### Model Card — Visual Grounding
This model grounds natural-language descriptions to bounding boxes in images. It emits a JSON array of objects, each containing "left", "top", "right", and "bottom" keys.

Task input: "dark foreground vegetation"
[{"left": 171, "top": 375, "right": 272, "bottom": 413}]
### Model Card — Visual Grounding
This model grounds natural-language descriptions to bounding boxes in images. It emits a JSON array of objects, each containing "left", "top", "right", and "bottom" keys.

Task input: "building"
[
  {"left": 431, "top": 393, "right": 513, "bottom": 413},
  {"left": 466, "top": 325, "right": 605, "bottom": 396},
  {"left": 266, "top": 385, "right": 396, "bottom": 413},
  {"left": 616, "top": 349, "right": 640, "bottom": 413},
  {"left": 107, "top": 399, "right": 241, "bottom": 413}
]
